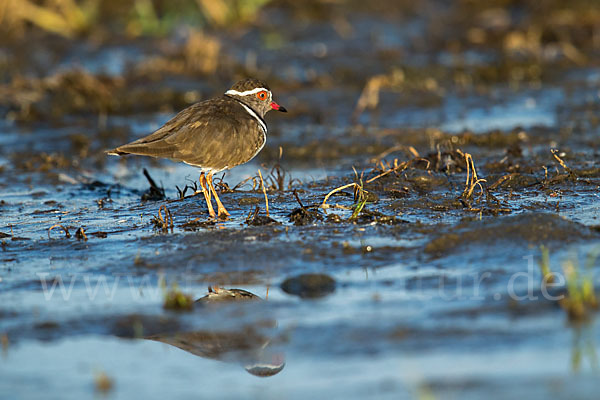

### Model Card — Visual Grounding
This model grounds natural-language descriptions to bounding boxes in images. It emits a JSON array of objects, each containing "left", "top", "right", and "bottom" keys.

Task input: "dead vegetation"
[
  {"left": 245, "top": 206, "right": 278, "bottom": 226},
  {"left": 75, "top": 227, "right": 88, "bottom": 241},
  {"left": 288, "top": 190, "right": 323, "bottom": 226},
  {"left": 152, "top": 205, "right": 174, "bottom": 233},
  {"left": 23, "top": 129, "right": 593, "bottom": 234},
  {"left": 48, "top": 223, "right": 71, "bottom": 239},
  {"left": 141, "top": 169, "right": 166, "bottom": 202},
  {"left": 0, "top": 0, "right": 271, "bottom": 39}
]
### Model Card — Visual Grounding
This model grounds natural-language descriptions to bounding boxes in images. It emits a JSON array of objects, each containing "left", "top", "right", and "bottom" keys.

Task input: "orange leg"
[
  {"left": 206, "top": 173, "right": 230, "bottom": 218},
  {"left": 199, "top": 172, "right": 216, "bottom": 218}
]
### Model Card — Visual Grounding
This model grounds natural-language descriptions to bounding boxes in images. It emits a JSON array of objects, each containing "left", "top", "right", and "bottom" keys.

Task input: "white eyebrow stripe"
[
  {"left": 237, "top": 102, "right": 267, "bottom": 134},
  {"left": 225, "top": 87, "right": 270, "bottom": 96}
]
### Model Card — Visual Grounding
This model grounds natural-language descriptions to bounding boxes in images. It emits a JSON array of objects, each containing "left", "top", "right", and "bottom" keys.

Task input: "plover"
[{"left": 107, "top": 78, "right": 286, "bottom": 218}]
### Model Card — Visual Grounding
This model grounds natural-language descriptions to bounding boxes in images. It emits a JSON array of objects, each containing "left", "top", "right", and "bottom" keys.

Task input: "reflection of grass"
[
  {"left": 538, "top": 245, "right": 553, "bottom": 284},
  {"left": 539, "top": 247, "right": 599, "bottom": 372},
  {"left": 94, "top": 371, "right": 114, "bottom": 394},
  {"left": 1, "top": 333, "right": 8, "bottom": 356},
  {"left": 562, "top": 255, "right": 598, "bottom": 320},
  {"left": 539, "top": 245, "right": 599, "bottom": 321},
  {"left": 571, "top": 323, "right": 599, "bottom": 373},
  {"left": 415, "top": 383, "right": 437, "bottom": 400},
  {"left": 161, "top": 280, "right": 194, "bottom": 311},
  {"left": 1, "top": 0, "right": 272, "bottom": 38}
]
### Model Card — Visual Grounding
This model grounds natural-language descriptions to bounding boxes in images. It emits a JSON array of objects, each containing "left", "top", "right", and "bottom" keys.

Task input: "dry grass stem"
[
  {"left": 371, "top": 145, "right": 420, "bottom": 163},
  {"left": 458, "top": 150, "right": 487, "bottom": 199},
  {"left": 321, "top": 183, "right": 358, "bottom": 210},
  {"left": 488, "top": 173, "right": 518, "bottom": 190},
  {"left": 349, "top": 182, "right": 368, "bottom": 221},
  {"left": 353, "top": 70, "right": 405, "bottom": 121},
  {"left": 551, "top": 149, "right": 574, "bottom": 175},
  {"left": 232, "top": 175, "right": 259, "bottom": 191},
  {"left": 258, "top": 169, "right": 269, "bottom": 217},
  {"left": 366, "top": 160, "right": 410, "bottom": 183},
  {"left": 542, "top": 166, "right": 549, "bottom": 183},
  {"left": 154, "top": 205, "right": 173, "bottom": 232},
  {"left": 48, "top": 224, "right": 70, "bottom": 239},
  {"left": 75, "top": 227, "right": 88, "bottom": 241},
  {"left": 539, "top": 245, "right": 554, "bottom": 285}
]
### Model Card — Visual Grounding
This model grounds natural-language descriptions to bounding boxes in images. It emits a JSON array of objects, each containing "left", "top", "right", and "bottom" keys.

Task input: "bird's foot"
[
  {"left": 206, "top": 205, "right": 216, "bottom": 219},
  {"left": 217, "top": 207, "right": 230, "bottom": 220}
]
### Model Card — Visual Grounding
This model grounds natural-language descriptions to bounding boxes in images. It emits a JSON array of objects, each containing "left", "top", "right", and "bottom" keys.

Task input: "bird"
[
  {"left": 145, "top": 287, "right": 285, "bottom": 377},
  {"left": 107, "top": 78, "right": 287, "bottom": 219},
  {"left": 195, "top": 286, "right": 261, "bottom": 303}
]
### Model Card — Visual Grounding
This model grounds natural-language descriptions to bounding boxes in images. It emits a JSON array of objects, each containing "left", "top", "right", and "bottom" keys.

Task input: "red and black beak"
[{"left": 270, "top": 101, "right": 287, "bottom": 112}]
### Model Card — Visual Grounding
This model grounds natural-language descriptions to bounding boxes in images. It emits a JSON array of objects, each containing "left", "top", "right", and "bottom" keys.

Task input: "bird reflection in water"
[{"left": 145, "top": 286, "right": 285, "bottom": 377}]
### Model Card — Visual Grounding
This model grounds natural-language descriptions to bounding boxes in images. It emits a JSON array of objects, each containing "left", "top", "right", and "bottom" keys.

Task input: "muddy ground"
[{"left": 1, "top": 1, "right": 600, "bottom": 399}]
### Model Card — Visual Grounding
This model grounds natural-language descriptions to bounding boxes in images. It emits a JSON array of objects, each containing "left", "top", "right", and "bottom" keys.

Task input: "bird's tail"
[{"left": 105, "top": 148, "right": 129, "bottom": 156}]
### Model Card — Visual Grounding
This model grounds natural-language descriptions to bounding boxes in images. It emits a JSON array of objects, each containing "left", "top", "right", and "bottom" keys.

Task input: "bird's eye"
[{"left": 256, "top": 91, "right": 268, "bottom": 100}]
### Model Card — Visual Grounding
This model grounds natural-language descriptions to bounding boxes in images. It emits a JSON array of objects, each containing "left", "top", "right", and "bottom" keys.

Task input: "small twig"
[
  {"left": 143, "top": 168, "right": 159, "bottom": 189},
  {"left": 245, "top": 206, "right": 260, "bottom": 224},
  {"left": 258, "top": 169, "right": 269, "bottom": 217},
  {"left": 264, "top": 163, "right": 284, "bottom": 191},
  {"left": 293, "top": 190, "right": 305, "bottom": 209},
  {"left": 141, "top": 168, "right": 165, "bottom": 201},
  {"left": 48, "top": 224, "right": 70, "bottom": 239},
  {"left": 176, "top": 185, "right": 188, "bottom": 199},
  {"left": 551, "top": 149, "right": 575, "bottom": 177}
]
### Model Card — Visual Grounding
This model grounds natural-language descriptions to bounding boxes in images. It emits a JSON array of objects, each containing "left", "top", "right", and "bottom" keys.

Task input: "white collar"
[{"left": 235, "top": 101, "right": 267, "bottom": 134}]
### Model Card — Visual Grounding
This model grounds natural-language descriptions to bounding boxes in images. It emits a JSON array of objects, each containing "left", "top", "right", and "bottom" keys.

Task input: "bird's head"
[{"left": 225, "top": 78, "right": 287, "bottom": 118}]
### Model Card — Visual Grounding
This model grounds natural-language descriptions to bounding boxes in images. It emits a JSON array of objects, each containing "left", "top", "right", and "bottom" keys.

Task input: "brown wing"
[{"left": 106, "top": 97, "right": 262, "bottom": 171}]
